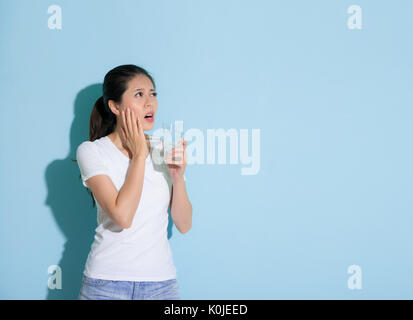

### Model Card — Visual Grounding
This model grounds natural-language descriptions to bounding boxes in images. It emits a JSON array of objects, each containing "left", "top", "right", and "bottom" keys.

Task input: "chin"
[{"left": 143, "top": 123, "right": 154, "bottom": 130}]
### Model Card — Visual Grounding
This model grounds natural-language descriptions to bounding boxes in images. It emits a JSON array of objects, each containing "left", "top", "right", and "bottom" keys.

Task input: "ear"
[{"left": 108, "top": 100, "right": 121, "bottom": 116}]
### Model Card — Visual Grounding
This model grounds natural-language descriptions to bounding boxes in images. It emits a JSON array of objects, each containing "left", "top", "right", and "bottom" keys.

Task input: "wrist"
[
  {"left": 132, "top": 154, "right": 147, "bottom": 162},
  {"left": 172, "top": 175, "right": 185, "bottom": 184}
]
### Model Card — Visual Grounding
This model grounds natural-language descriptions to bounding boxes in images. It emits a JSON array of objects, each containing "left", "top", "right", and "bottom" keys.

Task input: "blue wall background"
[{"left": 1, "top": 0, "right": 412, "bottom": 299}]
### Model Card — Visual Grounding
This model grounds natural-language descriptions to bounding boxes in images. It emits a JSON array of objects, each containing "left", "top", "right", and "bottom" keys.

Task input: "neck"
[{"left": 109, "top": 126, "right": 150, "bottom": 151}]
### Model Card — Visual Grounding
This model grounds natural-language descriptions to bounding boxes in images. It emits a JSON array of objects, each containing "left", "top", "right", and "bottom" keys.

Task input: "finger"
[
  {"left": 171, "top": 144, "right": 183, "bottom": 149},
  {"left": 166, "top": 163, "right": 180, "bottom": 170},
  {"left": 126, "top": 108, "right": 133, "bottom": 136},
  {"left": 121, "top": 110, "right": 128, "bottom": 138},
  {"left": 137, "top": 114, "right": 145, "bottom": 137},
  {"left": 166, "top": 157, "right": 180, "bottom": 165},
  {"left": 120, "top": 126, "right": 127, "bottom": 143},
  {"left": 136, "top": 116, "right": 145, "bottom": 144},
  {"left": 167, "top": 159, "right": 183, "bottom": 166},
  {"left": 171, "top": 144, "right": 184, "bottom": 151},
  {"left": 166, "top": 152, "right": 183, "bottom": 164},
  {"left": 171, "top": 149, "right": 184, "bottom": 159},
  {"left": 131, "top": 110, "right": 139, "bottom": 137},
  {"left": 171, "top": 147, "right": 184, "bottom": 155}
]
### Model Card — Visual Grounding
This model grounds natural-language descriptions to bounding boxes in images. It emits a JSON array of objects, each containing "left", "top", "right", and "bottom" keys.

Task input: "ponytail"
[{"left": 89, "top": 95, "right": 116, "bottom": 142}]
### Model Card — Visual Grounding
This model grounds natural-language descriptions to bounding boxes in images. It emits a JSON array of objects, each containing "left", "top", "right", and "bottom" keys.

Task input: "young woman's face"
[{"left": 120, "top": 74, "right": 158, "bottom": 131}]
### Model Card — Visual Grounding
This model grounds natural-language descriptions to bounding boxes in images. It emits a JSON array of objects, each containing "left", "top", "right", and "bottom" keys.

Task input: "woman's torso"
[{"left": 81, "top": 135, "right": 177, "bottom": 282}]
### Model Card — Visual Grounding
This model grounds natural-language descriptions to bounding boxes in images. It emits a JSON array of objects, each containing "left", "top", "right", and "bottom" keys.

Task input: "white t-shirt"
[{"left": 76, "top": 135, "right": 184, "bottom": 281}]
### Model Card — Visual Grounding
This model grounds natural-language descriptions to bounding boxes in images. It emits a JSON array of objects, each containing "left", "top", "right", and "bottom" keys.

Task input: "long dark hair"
[
  {"left": 90, "top": 64, "right": 156, "bottom": 141},
  {"left": 75, "top": 64, "right": 156, "bottom": 207}
]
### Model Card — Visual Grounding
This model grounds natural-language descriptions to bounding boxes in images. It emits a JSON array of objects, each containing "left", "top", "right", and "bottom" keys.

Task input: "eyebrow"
[{"left": 134, "top": 88, "right": 155, "bottom": 91}]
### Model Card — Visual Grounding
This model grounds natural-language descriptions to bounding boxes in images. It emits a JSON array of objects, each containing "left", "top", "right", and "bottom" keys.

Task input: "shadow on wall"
[{"left": 44, "top": 83, "right": 176, "bottom": 300}]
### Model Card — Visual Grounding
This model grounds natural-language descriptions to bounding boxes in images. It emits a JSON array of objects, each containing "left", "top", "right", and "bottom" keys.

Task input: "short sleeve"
[{"left": 76, "top": 141, "right": 109, "bottom": 188}]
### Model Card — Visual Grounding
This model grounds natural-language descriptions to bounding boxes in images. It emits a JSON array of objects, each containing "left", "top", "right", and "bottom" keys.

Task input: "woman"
[{"left": 75, "top": 64, "right": 192, "bottom": 300}]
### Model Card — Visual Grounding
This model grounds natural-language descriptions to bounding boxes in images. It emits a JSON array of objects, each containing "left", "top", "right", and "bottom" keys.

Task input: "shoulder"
[
  {"left": 75, "top": 138, "right": 110, "bottom": 187},
  {"left": 76, "top": 140, "right": 95, "bottom": 157},
  {"left": 76, "top": 137, "right": 107, "bottom": 161},
  {"left": 77, "top": 140, "right": 93, "bottom": 150}
]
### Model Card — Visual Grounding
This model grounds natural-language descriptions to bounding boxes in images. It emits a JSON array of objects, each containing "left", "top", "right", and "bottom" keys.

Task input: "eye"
[
  {"left": 135, "top": 91, "right": 143, "bottom": 97},
  {"left": 151, "top": 92, "right": 157, "bottom": 97}
]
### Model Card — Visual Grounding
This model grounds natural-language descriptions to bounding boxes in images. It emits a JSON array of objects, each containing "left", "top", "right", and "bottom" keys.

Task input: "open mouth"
[{"left": 144, "top": 112, "right": 154, "bottom": 122}]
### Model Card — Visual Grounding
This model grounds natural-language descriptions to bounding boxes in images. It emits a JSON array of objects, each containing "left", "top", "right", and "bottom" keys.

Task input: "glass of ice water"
[
  {"left": 162, "top": 122, "right": 184, "bottom": 165},
  {"left": 146, "top": 134, "right": 164, "bottom": 165}
]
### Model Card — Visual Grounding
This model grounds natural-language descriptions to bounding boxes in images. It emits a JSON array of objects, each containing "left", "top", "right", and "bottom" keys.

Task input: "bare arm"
[
  {"left": 85, "top": 155, "right": 146, "bottom": 229},
  {"left": 114, "top": 155, "right": 146, "bottom": 227},
  {"left": 170, "top": 176, "right": 192, "bottom": 234}
]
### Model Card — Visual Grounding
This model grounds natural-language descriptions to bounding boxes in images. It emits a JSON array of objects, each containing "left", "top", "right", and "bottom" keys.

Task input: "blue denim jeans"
[{"left": 78, "top": 274, "right": 180, "bottom": 300}]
